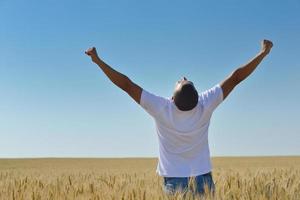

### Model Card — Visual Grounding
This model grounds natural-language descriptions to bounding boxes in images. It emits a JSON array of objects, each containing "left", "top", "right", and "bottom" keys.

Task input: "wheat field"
[{"left": 0, "top": 157, "right": 300, "bottom": 200}]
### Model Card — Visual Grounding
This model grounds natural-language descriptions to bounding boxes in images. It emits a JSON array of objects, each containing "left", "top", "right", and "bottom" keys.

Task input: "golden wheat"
[{"left": 0, "top": 157, "right": 299, "bottom": 200}]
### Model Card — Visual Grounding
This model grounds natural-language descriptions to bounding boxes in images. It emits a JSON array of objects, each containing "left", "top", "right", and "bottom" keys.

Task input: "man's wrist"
[
  {"left": 259, "top": 50, "right": 268, "bottom": 57},
  {"left": 92, "top": 56, "right": 101, "bottom": 63}
]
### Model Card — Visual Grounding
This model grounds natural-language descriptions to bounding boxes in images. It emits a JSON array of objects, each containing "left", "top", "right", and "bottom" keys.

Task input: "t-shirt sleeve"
[
  {"left": 199, "top": 84, "right": 224, "bottom": 112},
  {"left": 140, "top": 89, "right": 169, "bottom": 118}
]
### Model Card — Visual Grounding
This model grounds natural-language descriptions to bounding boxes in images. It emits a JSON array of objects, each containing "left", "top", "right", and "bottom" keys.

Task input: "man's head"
[{"left": 172, "top": 77, "right": 199, "bottom": 111}]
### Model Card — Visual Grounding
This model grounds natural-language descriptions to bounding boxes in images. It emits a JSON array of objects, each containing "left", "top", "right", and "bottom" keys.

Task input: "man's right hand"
[
  {"left": 261, "top": 39, "right": 273, "bottom": 55},
  {"left": 85, "top": 47, "right": 100, "bottom": 63}
]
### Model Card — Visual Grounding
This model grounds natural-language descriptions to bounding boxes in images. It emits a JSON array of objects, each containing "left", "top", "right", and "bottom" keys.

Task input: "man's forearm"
[
  {"left": 233, "top": 51, "right": 268, "bottom": 84},
  {"left": 94, "top": 58, "right": 130, "bottom": 91}
]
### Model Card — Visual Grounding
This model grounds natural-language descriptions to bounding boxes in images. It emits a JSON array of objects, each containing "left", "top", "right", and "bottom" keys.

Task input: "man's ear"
[{"left": 172, "top": 96, "right": 174, "bottom": 100}]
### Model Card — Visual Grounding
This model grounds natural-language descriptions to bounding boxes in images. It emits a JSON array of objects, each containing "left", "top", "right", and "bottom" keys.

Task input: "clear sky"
[{"left": 1, "top": 0, "right": 299, "bottom": 158}]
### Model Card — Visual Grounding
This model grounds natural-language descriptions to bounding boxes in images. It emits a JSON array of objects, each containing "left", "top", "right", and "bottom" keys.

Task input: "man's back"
[{"left": 140, "top": 84, "right": 223, "bottom": 177}]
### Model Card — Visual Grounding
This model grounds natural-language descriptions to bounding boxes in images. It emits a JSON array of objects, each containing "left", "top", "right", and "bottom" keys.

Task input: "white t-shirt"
[{"left": 140, "top": 84, "right": 223, "bottom": 177}]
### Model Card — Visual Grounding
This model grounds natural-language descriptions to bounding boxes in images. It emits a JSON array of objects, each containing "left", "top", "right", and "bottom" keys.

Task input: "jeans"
[{"left": 163, "top": 172, "right": 215, "bottom": 196}]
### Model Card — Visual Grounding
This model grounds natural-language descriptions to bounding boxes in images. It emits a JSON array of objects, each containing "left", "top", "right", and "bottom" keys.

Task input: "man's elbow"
[
  {"left": 119, "top": 76, "right": 131, "bottom": 92},
  {"left": 232, "top": 68, "right": 243, "bottom": 85}
]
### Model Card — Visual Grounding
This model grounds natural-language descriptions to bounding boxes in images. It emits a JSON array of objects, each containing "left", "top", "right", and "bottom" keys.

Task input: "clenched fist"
[
  {"left": 85, "top": 47, "right": 100, "bottom": 63},
  {"left": 261, "top": 40, "right": 273, "bottom": 55}
]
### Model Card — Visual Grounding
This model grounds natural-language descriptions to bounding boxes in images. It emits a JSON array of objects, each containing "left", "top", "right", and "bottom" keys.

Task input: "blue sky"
[{"left": 0, "top": 0, "right": 299, "bottom": 158}]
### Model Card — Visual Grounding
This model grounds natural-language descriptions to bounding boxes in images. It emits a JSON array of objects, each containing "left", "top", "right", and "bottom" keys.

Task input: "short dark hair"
[{"left": 173, "top": 83, "right": 198, "bottom": 111}]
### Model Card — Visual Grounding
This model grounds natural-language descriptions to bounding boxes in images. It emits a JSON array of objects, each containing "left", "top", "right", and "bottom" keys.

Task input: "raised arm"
[
  {"left": 85, "top": 47, "right": 142, "bottom": 104},
  {"left": 220, "top": 39, "right": 273, "bottom": 100}
]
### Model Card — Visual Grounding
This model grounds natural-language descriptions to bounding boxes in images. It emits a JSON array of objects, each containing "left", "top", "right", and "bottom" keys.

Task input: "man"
[{"left": 85, "top": 40, "right": 273, "bottom": 196}]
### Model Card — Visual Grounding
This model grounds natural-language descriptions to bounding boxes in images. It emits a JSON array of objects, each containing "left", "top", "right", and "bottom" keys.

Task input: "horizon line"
[{"left": 1, "top": 155, "right": 299, "bottom": 159}]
